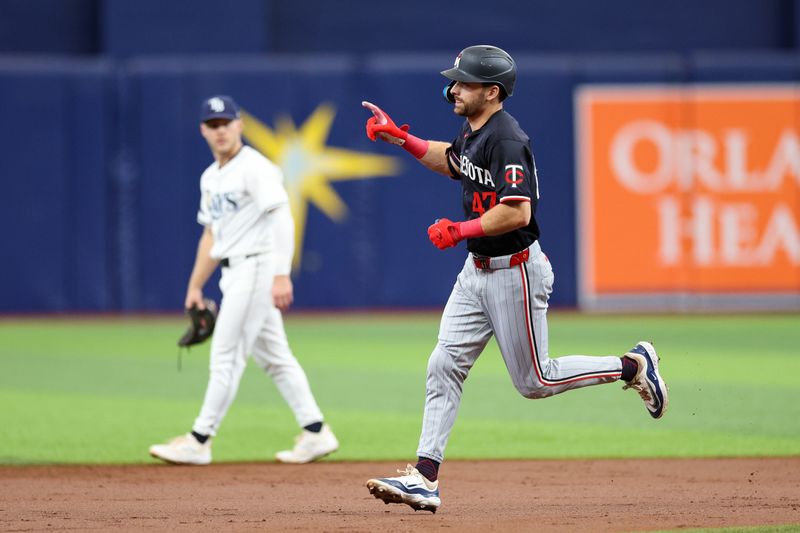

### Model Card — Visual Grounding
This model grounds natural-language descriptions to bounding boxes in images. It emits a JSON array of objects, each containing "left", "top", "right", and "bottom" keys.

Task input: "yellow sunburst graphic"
[{"left": 241, "top": 104, "right": 401, "bottom": 269}]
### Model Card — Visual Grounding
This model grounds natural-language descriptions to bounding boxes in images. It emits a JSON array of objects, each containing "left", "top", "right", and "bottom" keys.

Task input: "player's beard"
[{"left": 454, "top": 92, "right": 488, "bottom": 118}]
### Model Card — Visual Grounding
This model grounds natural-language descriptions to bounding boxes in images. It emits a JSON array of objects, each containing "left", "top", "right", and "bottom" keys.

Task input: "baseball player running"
[
  {"left": 362, "top": 45, "right": 667, "bottom": 513},
  {"left": 149, "top": 95, "right": 338, "bottom": 465}
]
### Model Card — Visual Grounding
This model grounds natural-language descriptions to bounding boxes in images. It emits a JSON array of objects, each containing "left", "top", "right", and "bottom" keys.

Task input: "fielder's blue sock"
[
  {"left": 191, "top": 431, "right": 210, "bottom": 444},
  {"left": 303, "top": 421, "right": 323, "bottom": 433},
  {"left": 621, "top": 356, "right": 639, "bottom": 382},
  {"left": 415, "top": 458, "right": 439, "bottom": 481}
]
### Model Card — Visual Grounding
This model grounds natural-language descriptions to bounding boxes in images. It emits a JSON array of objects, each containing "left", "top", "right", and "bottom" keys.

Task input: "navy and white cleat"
[
  {"left": 366, "top": 464, "right": 441, "bottom": 513},
  {"left": 623, "top": 341, "right": 669, "bottom": 419}
]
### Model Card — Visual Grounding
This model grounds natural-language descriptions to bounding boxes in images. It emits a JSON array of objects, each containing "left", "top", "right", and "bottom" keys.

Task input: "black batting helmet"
[{"left": 441, "top": 45, "right": 517, "bottom": 103}]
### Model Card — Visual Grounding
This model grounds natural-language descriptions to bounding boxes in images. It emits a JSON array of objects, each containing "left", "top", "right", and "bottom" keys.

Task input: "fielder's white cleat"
[
  {"left": 149, "top": 434, "right": 212, "bottom": 465},
  {"left": 366, "top": 465, "right": 441, "bottom": 513},
  {"left": 275, "top": 424, "right": 339, "bottom": 464},
  {"left": 623, "top": 341, "right": 669, "bottom": 419}
]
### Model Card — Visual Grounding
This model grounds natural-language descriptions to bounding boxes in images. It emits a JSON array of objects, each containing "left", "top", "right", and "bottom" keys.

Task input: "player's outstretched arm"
[
  {"left": 362, "top": 101, "right": 451, "bottom": 177},
  {"left": 418, "top": 141, "right": 451, "bottom": 176}
]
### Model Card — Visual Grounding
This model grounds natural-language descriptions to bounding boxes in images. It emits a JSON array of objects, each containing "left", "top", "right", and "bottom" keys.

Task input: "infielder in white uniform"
[
  {"left": 362, "top": 46, "right": 668, "bottom": 513},
  {"left": 150, "top": 95, "right": 338, "bottom": 465}
]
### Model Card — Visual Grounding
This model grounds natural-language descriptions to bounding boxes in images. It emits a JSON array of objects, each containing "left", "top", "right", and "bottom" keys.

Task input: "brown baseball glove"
[{"left": 177, "top": 299, "right": 218, "bottom": 347}]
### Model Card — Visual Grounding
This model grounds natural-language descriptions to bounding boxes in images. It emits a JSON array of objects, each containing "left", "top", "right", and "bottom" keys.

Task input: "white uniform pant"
[
  {"left": 417, "top": 242, "right": 623, "bottom": 463},
  {"left": 193, "top": 254, "right": 323, "bottom": 437}
]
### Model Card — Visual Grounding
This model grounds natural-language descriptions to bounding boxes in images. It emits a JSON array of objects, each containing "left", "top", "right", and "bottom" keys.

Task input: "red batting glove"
[
  {"left": 427, "top": 218, "right": 464, "bottom": 250},
  {"left": 362, "top": 101, "right": 430, "bottom": 158},
  {"left": 427, "top": 217, "right": 486, "bottom": 250},
  {"left": 362, "top": 101, "right": 409, "bottom": 142}
]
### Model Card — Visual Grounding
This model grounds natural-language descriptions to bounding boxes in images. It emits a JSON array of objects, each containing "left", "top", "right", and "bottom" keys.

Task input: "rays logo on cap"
[
  {"left": 201, "top": 95, "right": 240, "bottom": 122},
  {"left": 209, "top": 97, "right": 226, "bottom": 113}
]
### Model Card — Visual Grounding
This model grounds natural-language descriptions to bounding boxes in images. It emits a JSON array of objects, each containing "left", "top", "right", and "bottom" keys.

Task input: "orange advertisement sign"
[{"left": 576, "top": 85, "right": 800, "bottom": 308}]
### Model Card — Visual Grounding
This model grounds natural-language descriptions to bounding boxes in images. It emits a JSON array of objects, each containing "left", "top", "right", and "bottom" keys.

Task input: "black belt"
[{"left": 220, "top": 253, "right": 260, "bottom": 268}]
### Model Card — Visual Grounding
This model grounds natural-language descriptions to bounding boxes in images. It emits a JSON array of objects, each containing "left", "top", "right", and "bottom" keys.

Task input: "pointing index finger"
[{"left": 361, "top": 101, "right": 386, "bottom": 124}]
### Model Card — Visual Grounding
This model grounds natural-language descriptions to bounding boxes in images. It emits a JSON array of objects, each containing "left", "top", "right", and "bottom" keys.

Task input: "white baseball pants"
[
  {"left": 417, "top": 242, "right": 623, "bottom": 463},
  {"left": 193, "top": 254, "right": 323, "bottom": 436}
]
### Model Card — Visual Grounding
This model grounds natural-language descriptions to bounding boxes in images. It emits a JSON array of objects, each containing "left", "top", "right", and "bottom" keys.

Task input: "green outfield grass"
[{"left": 0, "top": 312, "right": 798, "bottom": 464}]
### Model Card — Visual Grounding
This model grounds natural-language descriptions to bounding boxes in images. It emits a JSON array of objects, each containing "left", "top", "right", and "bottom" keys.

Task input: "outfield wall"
[
  {"left": 1, "top": 0, "right": 797, "bottom": 56},
  {"left": 0, "top": 54, "right": 798, "bottom": 311}
]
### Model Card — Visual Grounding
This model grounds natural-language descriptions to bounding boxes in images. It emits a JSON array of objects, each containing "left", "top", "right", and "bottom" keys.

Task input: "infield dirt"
[{"left": 2, "top": 458, "right": 798, "bottom": 532}]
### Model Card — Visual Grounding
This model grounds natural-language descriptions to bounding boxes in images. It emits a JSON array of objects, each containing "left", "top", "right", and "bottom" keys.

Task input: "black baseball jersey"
[{"left": 445, "top": 109, "right": 540, "bottom": 257}]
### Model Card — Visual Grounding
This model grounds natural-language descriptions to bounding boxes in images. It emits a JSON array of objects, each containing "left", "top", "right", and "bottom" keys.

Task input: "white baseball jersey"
[
  {"left": 191, "top": 144, "right": 323, "bottom": 437},
  {"left": 197, "top": 145, "right": 289, "bottom": 260}
]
